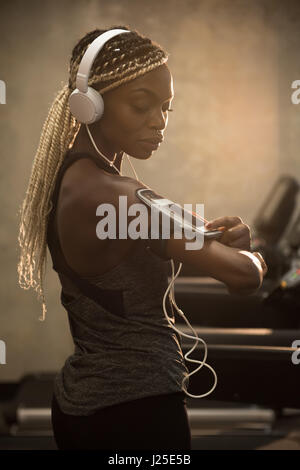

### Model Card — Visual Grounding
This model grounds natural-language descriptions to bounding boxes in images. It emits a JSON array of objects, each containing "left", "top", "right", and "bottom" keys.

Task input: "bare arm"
[
  {"left": 88, "top": 174, "right": 267, "bottom": 294},
  {"left": 225, "top": 251, "right": 267, "bottom": 296},
  {"left": 166, "top": 237, "right": 265, "bottom": 294}
]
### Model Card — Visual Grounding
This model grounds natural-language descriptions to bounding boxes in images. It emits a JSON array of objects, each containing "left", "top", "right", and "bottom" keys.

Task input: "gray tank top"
[{"left": 47, "top": 151, "right": 189, "bottom": 416}]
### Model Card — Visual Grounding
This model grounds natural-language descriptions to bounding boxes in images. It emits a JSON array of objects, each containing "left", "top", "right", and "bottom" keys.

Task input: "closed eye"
[
  {"left": 132, "top": 105, "right": 174, "bottom": 114},
  {"left": 132, "top": 105, "right": 150, "bottom": 113}
]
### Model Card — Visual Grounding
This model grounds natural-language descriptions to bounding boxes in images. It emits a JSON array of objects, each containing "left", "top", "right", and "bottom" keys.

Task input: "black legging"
[{"left": 51, "top": 391, "right": 192, "bottom": 450}]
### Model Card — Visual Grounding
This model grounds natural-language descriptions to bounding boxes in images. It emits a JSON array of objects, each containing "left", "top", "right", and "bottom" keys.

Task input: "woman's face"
[{"left": 92, "top": 64, "right": 174, "bottom": 158}]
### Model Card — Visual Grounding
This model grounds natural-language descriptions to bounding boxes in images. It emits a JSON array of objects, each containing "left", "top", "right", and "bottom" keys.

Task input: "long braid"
[
  {"left": 17, "top": 25, "right": 168, "bottom": 322},
  {"left": 17, "top": 85, "right": 80, "bottom": 321}
]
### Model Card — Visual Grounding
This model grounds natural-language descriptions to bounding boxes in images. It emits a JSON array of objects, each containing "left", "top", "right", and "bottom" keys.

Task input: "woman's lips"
[{"left": 139, "top": 139, "right": 162, "bottom": 150}]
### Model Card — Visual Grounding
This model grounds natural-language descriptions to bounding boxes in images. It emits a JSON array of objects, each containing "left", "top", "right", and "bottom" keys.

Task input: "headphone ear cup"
[{"left": 69, "top": 86, "right": 104, "bottom": 124}]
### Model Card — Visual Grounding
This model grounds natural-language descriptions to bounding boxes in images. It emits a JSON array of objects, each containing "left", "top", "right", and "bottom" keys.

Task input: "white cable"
[
  {"left": 85, "top": 124, "right": 120, "bottom": 174},
  {"left": 86, "top": 123, "right": 218, "bottom": 399},
  {"left": 86, "top": 123, "right": 139, "bottom": 180},
  {"left": 126, "top": 153, "right": 139, "bottom": 181},
  {"left": 166, "top": 260, "right": 217, "bottom": 398}
]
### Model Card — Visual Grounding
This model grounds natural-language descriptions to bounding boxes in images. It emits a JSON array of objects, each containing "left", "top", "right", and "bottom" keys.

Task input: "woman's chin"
[{"left": 126, "top": 148, "right": 154, "bottom": 159}]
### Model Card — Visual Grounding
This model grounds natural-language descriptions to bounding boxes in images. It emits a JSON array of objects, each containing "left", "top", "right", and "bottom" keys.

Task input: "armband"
[
  {"left": 135, "top": 188, "right": 223, "bottom": 260},
  {"left": 136, "top": 188, "right": 176, "bottom": 261}
]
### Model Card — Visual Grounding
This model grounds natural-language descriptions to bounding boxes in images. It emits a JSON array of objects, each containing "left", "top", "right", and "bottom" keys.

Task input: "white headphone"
[{"left": 69, "top": 29, "right": 130, "bottom": 124}]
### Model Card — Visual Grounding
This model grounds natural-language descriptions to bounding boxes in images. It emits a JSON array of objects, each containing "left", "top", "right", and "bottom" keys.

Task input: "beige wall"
[{"left": 1, "top": 0, "right": 300, "bottom": 380}]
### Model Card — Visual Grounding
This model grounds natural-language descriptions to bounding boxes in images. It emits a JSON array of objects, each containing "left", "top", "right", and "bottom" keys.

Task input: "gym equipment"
[{"left": 253, "top": 175, "right": 299, "bottom": 246}]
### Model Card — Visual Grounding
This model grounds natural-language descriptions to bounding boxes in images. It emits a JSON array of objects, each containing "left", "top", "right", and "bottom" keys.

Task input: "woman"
[{"left": 17, "top": 26, "right": 267, "bottom": 450}]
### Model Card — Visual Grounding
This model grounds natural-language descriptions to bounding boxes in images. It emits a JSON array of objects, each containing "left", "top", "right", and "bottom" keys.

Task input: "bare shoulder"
[
  {"left": 62, "top": 156, "right": 148, "bottom": 204},
  {"left": 84, "top": 169, "right": 150, "bottom": 208},
  {"left": 56, "top": 158, "right": 149, "bottom": 277}
]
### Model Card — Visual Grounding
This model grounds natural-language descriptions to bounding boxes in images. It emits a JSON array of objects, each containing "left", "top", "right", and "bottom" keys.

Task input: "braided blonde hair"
[{"left": 17, "top": 26, "right": 168, "bottom": 322}]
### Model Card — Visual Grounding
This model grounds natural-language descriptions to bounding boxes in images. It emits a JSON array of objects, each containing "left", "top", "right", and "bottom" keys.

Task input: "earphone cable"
[{"left": 86, "top": 123, "right": 139, "bottom": 181}]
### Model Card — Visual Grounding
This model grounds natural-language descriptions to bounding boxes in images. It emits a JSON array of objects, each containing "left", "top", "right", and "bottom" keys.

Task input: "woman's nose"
[{"left": 149, "top": 109, "right": 167, "bottom": 131}]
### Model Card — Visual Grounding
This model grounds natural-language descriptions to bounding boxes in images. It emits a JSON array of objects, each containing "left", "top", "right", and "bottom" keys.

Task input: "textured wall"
[{"left": 0, "top": 0, "right": 300, "bottom": 380}]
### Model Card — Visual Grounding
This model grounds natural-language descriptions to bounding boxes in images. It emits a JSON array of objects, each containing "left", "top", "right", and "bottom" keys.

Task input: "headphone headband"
[
  {"left": 69, "top": 28, "right": 131, "bottom": 124},
  {"left": 76, "top": 29, "right": 130, "bottom": 93}
]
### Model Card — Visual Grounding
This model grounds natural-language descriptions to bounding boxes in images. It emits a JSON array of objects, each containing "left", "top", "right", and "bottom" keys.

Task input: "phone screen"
[{"left": 136, "top": 189, "right": 224, "bottom": 240}]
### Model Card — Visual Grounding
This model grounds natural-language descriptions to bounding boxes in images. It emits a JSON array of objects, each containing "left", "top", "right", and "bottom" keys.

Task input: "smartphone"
[{"left": 136, "top": 188, "right": 224, "bottom": 240}]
